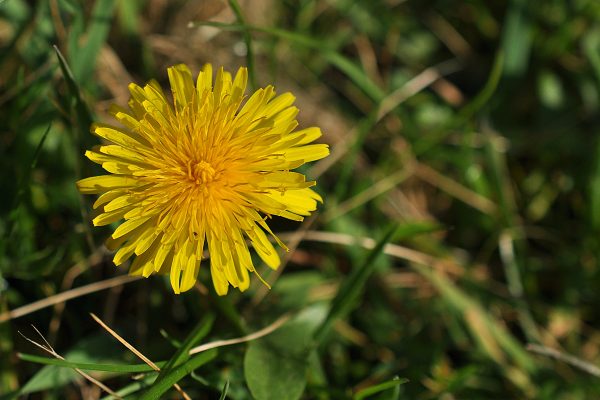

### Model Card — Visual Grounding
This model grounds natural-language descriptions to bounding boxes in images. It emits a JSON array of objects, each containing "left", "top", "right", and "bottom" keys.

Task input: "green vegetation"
[{"left": 2, "top": 0, "right": 600, "bottom": 398}]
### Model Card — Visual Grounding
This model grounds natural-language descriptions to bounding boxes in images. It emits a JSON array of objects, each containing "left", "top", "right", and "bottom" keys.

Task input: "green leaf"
[
  {"left": 190, "top": 21, "right": 384, "bottom": 103},
  {"left": 537, "top": 70, "right": 564, "bottom": 109},
  {"left": 456, "top": 50, "right": 504, "bottom": 123},
  {"left": 18, "top": 353, "right": 164, "bottom": 373},
  {"left": 69, "top": 0, "right": 116, "bottom": 81},
  {"left": 245, "top": 341, "right": 306, "bottom": 400},
  {"left": 11, "top": 123, "right": 51, "bottom": 209},
  {"left": 272, "top": 271, "right": 326, "bottom": 309},
  {"left": 138, "top": 349, "right": 218, "bottom": 400},
  {"left": 334, "top": 111, "right": 378, "bottom": 200},
  {"left": 209, "top": 286, "right": 247, "bottom": 334},
  {"left": 353, "top": 377, "right": 408, "bottom": 400},
  {"left": 392, "top": 221, "right": 443, "bottom": 241},
  {"left": 590, "top": 138, "right": 600, "bottom": 231},
  {"left": 583, "top": 28, "right": 600, "bottom": 89},
  {"left": 244, "top": 306, "right": 327, "bottom": 400},
  {"left": 219, "top": 380, "right": 230, "bottom": 400},
  {"left": 156, "top": 313, "right": 215, "bottom": 381},
  {"left": 18, "top": 333, "right": 126, "bottom": 395},
  {"left": 53, "top": 44, "right": 95, "bottom": 152},
  {"left": 100, "top": 373, "right": 157, "bottom": 400},
  {"left": 501, "top": 0, "right": 532, "bottom": 76},
  {"left": 227, "top": 0, "right": 256, "bottom": 90},
  {"left": 412, "top": 264, "right": 537, "bottom": 376},
  {"left": 313, "top": 225, "right": 398, "bottom": 343}
]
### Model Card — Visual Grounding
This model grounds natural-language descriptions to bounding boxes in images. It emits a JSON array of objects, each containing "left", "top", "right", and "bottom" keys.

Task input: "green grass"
[{"left": 2, "top": 0, "right": 600, "bottom": 398}]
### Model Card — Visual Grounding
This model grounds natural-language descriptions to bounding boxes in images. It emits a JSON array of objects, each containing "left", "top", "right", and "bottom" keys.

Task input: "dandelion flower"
[{"left": 77, "top": 64, "right": 328, "bottom": 295}]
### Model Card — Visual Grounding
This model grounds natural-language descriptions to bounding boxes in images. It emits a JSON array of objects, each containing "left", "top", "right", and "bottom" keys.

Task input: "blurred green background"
[{"left": 2, "top": 0, "right": 600, "bottom": 398}]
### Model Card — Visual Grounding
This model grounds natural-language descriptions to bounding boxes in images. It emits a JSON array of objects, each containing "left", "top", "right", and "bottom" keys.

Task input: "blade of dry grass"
[
  {"left": 90, "top": 313, "right": 191, "bottom": 400},
  {"left": 0, "top": 270, "right": 140, "bottom": 323},
  {"left": 189, "top": 313, "right": 291, "bottom": 355},
  {"left": 526, "top": 344, "right": 600, "bottom": 377},
  {"left": 415, "top": 162, "right": 498, "bottom": 215}
]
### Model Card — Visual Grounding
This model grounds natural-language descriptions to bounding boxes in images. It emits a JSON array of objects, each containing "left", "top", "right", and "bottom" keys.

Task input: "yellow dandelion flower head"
[{"left": 77, "top": 64, "right": 329, "bottom": 295}]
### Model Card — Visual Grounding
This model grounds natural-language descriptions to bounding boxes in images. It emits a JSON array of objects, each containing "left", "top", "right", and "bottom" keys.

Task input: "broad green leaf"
[
  {"left": 272, "top": 271, "right": 326, "bottom": 309},
  {"left": 244, "top": 306, "right": 327, "bottom": 400}
]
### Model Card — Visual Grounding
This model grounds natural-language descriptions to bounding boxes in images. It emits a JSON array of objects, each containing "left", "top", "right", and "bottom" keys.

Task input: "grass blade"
[
  {"left": 414, "top": 50, "right": 504, "bottom": 156},
  {"left": 70, "top": 0, "right": 116, "bottom": 81},
  {"left": 412, "top": 263, "right": 537, "bottom": 387},
  {"left": 501, "top": 0, "right": 532, "bottom": 77},
  {"left": 190, "top": 21, "right": 385, "bottom": 103},
  {"left": 54, "top": 44, "right": 96, "bottom": 249},
  {"left": 138, "top": 349, "right": 218, "bottom": 400},
  {"left": 313, "top": 225, "right": 397, "bottom": 344},
  {"left": 155, "top": 313, "right": 215, "bottom": 382},
  {"left": 18, "top": 353, "right": 163, "bottom": 373},
  {"left": 227, "top": 0, "right": 256, "bottom": 90},
  {"left": 219, "top": 380, "right": 230, "bottom": 400},
  {"left": 353, "top": 377, "right": 408, "bottom": 400}
]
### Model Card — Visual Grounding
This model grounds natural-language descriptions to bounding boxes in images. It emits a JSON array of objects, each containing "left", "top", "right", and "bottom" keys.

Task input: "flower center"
[{"left": 188, "top": 160, "right": 217, "bottom": 185}]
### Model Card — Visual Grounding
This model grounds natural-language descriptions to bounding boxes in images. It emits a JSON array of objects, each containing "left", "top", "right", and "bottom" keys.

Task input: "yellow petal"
[
  {"left": 246, "top": 157, "right": 304, "bottom": 171},
  {"left": 135, "top": 228, "right": 159, "bottom": 255},
  {"left": 113, "top": 231, "right": 145, "bottom": 265},
  {"left": 128, "top": 243, "right": 156, "bottom": 277},
  {"left": 196, "top": 63, "right": 213, "bottom": 95},
  {"left": 168, "top": 64, "right": 195, "bottom": 112},
  {"left": 231, "top": 67, "right": 248, "bottom": 104},
  {"left": 153, "top": 241, "right": 173, "bottom": 273},
  {"left": 230, "top": 230, "right": 252, "bottom": 291},
  {"left": 211, "top": 263, "right": 229, "bottom": 296},
  {"left": 236, "top": 87, "right": 272, "bottom": 127},
  {"left": 92, "top": 207, "right": 132, "bottom": 226},
  {"left": 92, "top": 123, "right": 146, "bottom": 149},
  {"left": 248, "top": 225, "right": 280, "bottom": 270},
  {"left": 109, "top": 104, "right": 140, "bottom": 132},
  {"left": 98, "top": 145, "right": 148, "bottom": 163},
  {"left": 105, "top": 234, "right": 127, "bottom": 251},
  {"left": 293, "top": 127, "right": 322, "bottom": 145},
  {"left": 180, "top": 239, "right": 199, "bottom": 292},
  {"left": 77, "top": 176, "right": 138, "bottom": 194},
  {"left": 112, "top": 216, "right": 152, "bottom": 239},
  {"left": 213, "top": 67, "right": 232, "bottom": 105},
  {"left": 265, "top": 188, "right": 322, "bottom": 216},
  {"left": 257, "top": 171, "right": 314, "bottom": 190},
  {"left": 282, "top": 144, "right": 330, "bottom": 163},
  {"left": 221, "top": 240, "right": 240, "bottom": 288},
  {"left": 262, "top": 92, "right": 295, "bottom": 119},
  {"left": 104, "top": 194, "right": 138, "bottom": 212},
  {"left": 170, "top": 243, "right": 186, "bottom": 294},
  {"left": 93, "top": 190, "right": 126, "bottom": 209}
]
